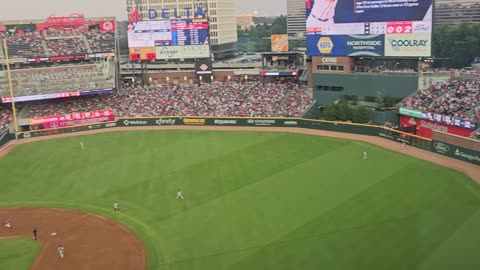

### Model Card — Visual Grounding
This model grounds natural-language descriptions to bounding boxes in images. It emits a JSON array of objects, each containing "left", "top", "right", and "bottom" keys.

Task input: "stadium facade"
[
  {"left": 435, "top": 0, "right": 480, "bottom": 25},
  {"left": 287, "top": 0, "right": 306, "bottom": 37},
  {"left": 126, "top": 0, "right": 237, "bottom": 60}
]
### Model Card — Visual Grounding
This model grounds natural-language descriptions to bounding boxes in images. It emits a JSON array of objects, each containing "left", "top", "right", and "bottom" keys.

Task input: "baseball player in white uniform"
[
  {"left": 113, "top": 201, "right": 120, "bottom": 211},
  {"left": 58, "top": 245, "right": 65, "bottom": 259},
  {"left": 80, "top": 141, "right": 85, "bottom": 150},
  {"left": 363, "top": 152, "right": 368, "bottom": 160},
  {"left": 176, "top": 190, "right": 184, "bottom": 200}
]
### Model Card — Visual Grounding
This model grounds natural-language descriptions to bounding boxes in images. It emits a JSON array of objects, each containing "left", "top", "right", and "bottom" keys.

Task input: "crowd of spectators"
[
  {"left": 85, "top": 30, "right": 115, "bottom": 53},
  {"left": 0, "top": 63, "right": 114, "bottom": 97},
  {"left": 277, "top": 86, "right": 314, "bottom": 117},
  {"left": 1, "top": 32, "right": 46, "bottom": 59},
  {"left": 46, "top": 36, "right": 89, "bottom": 56},
  {"left": 0, "top": 106, "right": 12, "bottom": 131},
  {"left": 1, "top": 28, "right": 115, "bottom": 59},
  {"left": 400, "top": 80, "right": 480, "bottom": 121},
  {"left": 20, "top": 82, "right": 314, "bottom": 119}
]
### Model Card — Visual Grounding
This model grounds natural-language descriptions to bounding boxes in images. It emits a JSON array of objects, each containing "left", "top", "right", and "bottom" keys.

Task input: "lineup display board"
[
  {"left": 128, "top": 19, "right": 210, "bottom": 60},
  {"left": 306, "top": 0, "right": 433, "bottom": 57}
]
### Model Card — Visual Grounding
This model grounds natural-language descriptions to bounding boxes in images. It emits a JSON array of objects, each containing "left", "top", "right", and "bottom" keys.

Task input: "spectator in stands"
[{"left": 20, "top": 81, "right": 314, "bottom": 119}]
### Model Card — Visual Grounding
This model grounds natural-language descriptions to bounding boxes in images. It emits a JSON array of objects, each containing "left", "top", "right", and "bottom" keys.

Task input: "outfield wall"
[{"left": 3, "top": 116, "right": 479, "bottom": 166}]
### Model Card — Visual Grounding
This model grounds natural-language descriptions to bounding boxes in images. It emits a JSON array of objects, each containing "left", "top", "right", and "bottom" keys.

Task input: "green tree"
[
  {"left": 353, "top": 107, "right": 370, "bottom": 123},
  {"left": 336, "top": 102, "right": 351, "bottom": 121},
  {"left": 432, "top": 23, "right": 480, "bottom": 68},
  {"left": 323, "top": 104, "right": 338, "bottom": 121}
]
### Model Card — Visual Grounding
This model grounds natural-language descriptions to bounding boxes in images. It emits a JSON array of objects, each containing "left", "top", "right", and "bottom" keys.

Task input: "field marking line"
[{"left": 0, "top": 139, "right": 16, "bottom": 152}]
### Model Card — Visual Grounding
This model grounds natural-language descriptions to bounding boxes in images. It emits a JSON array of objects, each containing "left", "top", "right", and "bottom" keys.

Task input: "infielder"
[
  {"left": 80, "top": 141, "right": 85, "bottom": 150},
  {"left": 307, "top": 0, "right": 339, "bottom": 27},
  {"left": 363, "top": 152, "right": 368, "bottom": 160},
  {"left": 58, "top": 245, "right": 65, "bottom": 259},
  {"left": 33, "top": 228, "right": 38, "bottom": 240},
  {"left": 176, "top": 190, "right": 184, "bottom": 200},
  {"left": 113, "top": 201, "right": 120, "bottom": 211},
  {"left": 3, "top": 220, "right": 13, "bottom": 229}
]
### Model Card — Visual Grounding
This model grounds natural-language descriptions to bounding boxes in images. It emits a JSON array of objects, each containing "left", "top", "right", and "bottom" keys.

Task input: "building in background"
[
  {"left": 287, "top": 0, "right": 306, "bottom": 37},
  {"left": 435, "top": 0, "right": 480, "bottom": 25},
  {"left": 126, "top": 0, "right": 237, "bottom": 60},
  {"left": 237, "top": 12, "right": 256, "bottom": 30}
]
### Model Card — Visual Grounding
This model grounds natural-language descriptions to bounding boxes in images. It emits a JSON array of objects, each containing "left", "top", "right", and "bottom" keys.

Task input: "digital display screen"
[
  {"left": 128, "top": 19, "right": 210, "bottom": 60},
  {"left": 306, "top": 0, "right": 433, "bottom": 57}
]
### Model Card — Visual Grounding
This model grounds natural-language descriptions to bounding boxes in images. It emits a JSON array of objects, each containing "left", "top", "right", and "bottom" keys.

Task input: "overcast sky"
[{"left": 0, "top": 0, "right": 286, "bottom": 21}]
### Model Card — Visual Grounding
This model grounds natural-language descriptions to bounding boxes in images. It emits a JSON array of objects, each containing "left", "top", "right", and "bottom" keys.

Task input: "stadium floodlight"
[{"left": 2, "top": 39, "right": 19, "bottom": 138}]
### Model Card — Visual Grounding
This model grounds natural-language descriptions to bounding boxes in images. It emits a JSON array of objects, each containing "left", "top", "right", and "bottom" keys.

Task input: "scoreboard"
[{"left": 128, "top": 19, "right": 210, "bottom": 60}]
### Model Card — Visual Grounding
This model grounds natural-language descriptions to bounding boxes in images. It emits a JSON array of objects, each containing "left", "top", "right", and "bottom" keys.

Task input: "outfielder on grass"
[
  {"left": 114, "top": 201, "right": 120, "bottom": 211},
  {"left": 176, "top": 190, "right": 184, "bottom": 200}
]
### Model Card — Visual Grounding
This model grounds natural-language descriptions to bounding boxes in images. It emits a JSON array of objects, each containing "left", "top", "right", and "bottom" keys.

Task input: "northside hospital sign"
[{"left": 146, "top": 6, "right": 207, "bottom": 20}]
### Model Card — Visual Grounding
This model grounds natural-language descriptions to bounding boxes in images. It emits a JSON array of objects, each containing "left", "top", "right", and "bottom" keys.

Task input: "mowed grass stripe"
[
  {"left": 1, "top": 131, "right": 480, "bottom": 270},
  {"left": 148, "top": 143, "right": 413, "bottom": 266}
]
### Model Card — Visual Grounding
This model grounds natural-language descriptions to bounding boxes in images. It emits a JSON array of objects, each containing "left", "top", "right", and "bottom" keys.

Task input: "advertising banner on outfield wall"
[
  {"left": 432, "top": 140, "right": 480, "bottom": 166},
  {"left": 400, "top": 116, "right": 474, "bottom": 139}
]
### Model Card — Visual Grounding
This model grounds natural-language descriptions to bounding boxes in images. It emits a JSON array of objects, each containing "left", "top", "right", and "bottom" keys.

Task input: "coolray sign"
[
  {"left": 247, "top": 119, "right": 276, "bottom": 126},
  {"left": 433, "top": 142, "right": 450, "bottom": 154},
  {"left": 123, "top": 120, "right": 148, "bottom": 126},
  {"left": 214, "top": 120, "right": 238, "bottom": 125},
  {"left": 155, "top": 118, "right": 177, "bottom": 125},
  {"left": 385, "top": 33, "right": 431, "bottom": 57},
  {"left": 147, "top": 7, "right": 206, "bottom": 20},
  {"left": 156, "top": 45, "right": 210, "bottom": 60},
  {"left": 183, "top": 118, "right": 205, "bottom": 125}
]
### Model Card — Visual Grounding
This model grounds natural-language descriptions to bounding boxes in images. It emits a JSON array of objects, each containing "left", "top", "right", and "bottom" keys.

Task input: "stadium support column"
[{"left": 3, "top": 39, "right": 19, "bottom": 138}]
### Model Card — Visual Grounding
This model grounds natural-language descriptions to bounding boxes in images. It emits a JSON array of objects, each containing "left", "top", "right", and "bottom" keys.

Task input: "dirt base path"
[{"left": 0, "top": 208, "right": 145, "bottom": 270}]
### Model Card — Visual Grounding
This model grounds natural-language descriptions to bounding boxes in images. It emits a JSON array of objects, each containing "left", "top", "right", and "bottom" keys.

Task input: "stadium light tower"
[{"left": 2, "top": 40, "right": 19, "bottom": 138}]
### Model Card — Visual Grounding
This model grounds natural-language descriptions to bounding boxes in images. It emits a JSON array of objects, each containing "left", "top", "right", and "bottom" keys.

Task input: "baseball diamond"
[
  {"left": 0, "top": 2, "right": 479, "bottom": 270},
  {"left": 1, "top": 125, "right": 480, "bottom": 270}
]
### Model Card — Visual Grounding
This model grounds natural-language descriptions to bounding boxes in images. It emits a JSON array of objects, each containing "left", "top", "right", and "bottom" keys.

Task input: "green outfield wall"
[{"left": 312, "top": 73, "right": 419, "bottom": 105}]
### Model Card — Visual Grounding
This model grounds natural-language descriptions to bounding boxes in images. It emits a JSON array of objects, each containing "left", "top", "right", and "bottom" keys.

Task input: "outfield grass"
[
  {"left": 1, "top": 130, "right": 480, "bottom": 270},
  {"left": 0, "top": 238, "right": 42, "bottom": 269}
]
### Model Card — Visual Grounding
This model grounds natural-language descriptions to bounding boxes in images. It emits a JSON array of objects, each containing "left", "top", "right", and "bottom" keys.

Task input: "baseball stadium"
[{"left": 1, "top": 1, "right": 480, "bottom": 270}]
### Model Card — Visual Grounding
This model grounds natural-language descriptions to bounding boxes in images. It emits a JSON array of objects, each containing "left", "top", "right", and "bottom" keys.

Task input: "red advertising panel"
[
  {"left": 400, "top": 116, "right": 473, "bottom": 139},
  {"left": 100, "top": 20, "right": 116, "bottom": 32},
  {"left": 30, "top": 110, "right": 115, "bottom": 129}
]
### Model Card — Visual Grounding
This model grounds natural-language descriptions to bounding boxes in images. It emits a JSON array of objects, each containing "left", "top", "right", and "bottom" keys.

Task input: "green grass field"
[
  {"left": 1, "top": 130, "right": 480, "bottom": 270},
  {"left": 0, "top": 238, "right": 42, "bottom": 269}
]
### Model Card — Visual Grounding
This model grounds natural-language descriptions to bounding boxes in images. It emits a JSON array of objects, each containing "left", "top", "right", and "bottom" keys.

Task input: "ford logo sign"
[{"left": 433, "top": 142, "right": 450, "bottom": 154}]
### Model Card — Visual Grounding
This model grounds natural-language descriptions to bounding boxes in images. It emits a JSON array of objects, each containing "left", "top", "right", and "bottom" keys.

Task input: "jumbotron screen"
[
  {"left": 128, "top": 19, "right": 210, "bottom": 60},
  {"left": 306, "top": 0, "right": 433, "bottom": 57}
]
